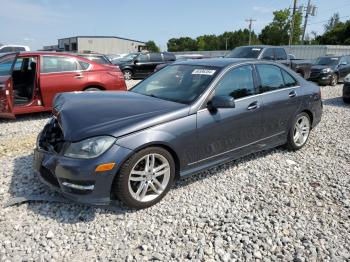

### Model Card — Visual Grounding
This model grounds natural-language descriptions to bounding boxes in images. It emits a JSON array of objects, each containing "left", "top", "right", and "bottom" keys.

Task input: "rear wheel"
[
  {"left": 113, "top": 147, "right": 175, "bottom": 209},
  {"left": 123, "top": 70, "right": 133, "bottom": 80},
  {"left": 330, "top": 74, "right": 338, "bottom": 86},
  {"left": 286, "top": 112, "right": 311, "bottom": 150}
]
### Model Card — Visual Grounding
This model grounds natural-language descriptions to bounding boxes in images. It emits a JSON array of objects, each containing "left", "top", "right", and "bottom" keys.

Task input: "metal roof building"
[{"left": 58, "top": 36, "right": 146, "bottom": 55}]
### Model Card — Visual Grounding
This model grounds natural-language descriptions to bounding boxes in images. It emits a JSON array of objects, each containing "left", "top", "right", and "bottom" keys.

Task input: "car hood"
[
  {"left": 311, "top": 65, "right": 335, "bottom": 71},
  {"left": 53, "top": 91, "right": 189, "bottom": 141}
]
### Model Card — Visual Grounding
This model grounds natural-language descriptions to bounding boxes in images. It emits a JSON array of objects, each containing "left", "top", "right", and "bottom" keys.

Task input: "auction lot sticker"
[{"left": 192, "top": 69, "right": 216, "bottom": 75}]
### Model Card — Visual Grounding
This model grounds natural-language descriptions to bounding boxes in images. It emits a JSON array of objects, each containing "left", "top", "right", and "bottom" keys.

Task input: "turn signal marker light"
[{"left": 95, "top": 163, "right": 116, "bottom": 172}]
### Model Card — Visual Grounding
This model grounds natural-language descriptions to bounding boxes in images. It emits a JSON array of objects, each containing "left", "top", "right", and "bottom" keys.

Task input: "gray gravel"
[{"left": 0, "top": 83, "right": 349, "bottom": 261}]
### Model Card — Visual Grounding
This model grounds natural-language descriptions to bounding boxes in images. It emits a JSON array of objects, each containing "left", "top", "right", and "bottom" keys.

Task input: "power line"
[
  {"left": 308, "top": 15, "right": 350, "bottom": 25},
  {"left": 245, "top": 18, "right": 256, "bottom": 45}
]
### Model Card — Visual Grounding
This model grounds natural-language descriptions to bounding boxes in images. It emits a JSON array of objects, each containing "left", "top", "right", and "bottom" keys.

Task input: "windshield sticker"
[
  {"left": 192, "top": 69, "right": 216, "bottom": 75},
  {"left": 331, "top": 58, "right": 339, "bottom": 60},
  {"left": 252, "top": 48, "right": 261, "bottom": 51}
]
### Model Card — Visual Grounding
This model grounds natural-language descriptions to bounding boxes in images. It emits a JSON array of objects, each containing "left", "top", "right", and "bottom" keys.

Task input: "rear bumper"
[{"left": 33, "top": 143, "right": 133, "bottom": 205}]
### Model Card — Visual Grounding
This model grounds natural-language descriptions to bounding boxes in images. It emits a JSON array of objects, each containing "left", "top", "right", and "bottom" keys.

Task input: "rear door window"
[
  {"left": 41, "top": 56, "right": 79, "bottom": 73},
  {"left": 281, "top": 69, "right": 298, "bottom": 87},
  {"left": 256, "top": 64, "right": 285, "bottom": 93},
  {"left": 0, "top": 54, "right": 17, "bottom": 76},
  {"left": 275, "top": 48, "right": 287, "bottom": 60},
  {"left": 150, "top": 53, "right": 162, "bottom": 62},
  {"left": 138, "top": 54, "right": 149, "bottom": 62},
  {"left": 163, "top": 53, "right": 176, "bottom": 61},
  {"left": 0, "top": 47, "right": 14, "bottom": 53},
  {"left": 261, "top": 48, "right": 275, "bottom": 60}
]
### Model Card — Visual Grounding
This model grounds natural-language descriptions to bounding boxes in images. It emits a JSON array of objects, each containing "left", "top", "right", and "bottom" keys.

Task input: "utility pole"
[
  {"left": 225, "top": 37, "right": 228, "bottom": 50},
  {"left": 245, "top": 18, "right": 256, "bottom": 45},
  {"left": 289, "top": 0, "right": 298, "bottom": 45},
  {"left": 301, "top": 0, "right": 317, "bottom": 44}
]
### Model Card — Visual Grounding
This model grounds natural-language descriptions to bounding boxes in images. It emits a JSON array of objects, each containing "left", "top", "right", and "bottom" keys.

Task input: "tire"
[
  {"left": 123, "top": 70, "right": 133, "bottom": 80},
  {"left": 113, "top": 147, "right": 175, "bottom": 209},
  {"left": 330, "top": 74, "right": 338, "bottom": 86},
  {"left": 85, "top": 87, "right": 101, "bottom": 91},
  {"left": 286, "top": 112, "right": 311, "bottom": 151},
  {"left": 343, "top": 97, "right": 350, "bottom": 104}
]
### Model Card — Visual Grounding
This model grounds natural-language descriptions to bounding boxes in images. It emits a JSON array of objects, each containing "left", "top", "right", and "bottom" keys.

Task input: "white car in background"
[{"left": 0, "top": 45, "right": 30, "bottom": 53}]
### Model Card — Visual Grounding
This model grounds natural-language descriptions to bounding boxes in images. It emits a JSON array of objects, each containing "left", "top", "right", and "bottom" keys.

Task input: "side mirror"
[{"left": 207, "top": 95, "right": 235, "bottom": 111}]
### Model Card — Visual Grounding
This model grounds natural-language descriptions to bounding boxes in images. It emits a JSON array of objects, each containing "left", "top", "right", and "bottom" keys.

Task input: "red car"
[{"left": 0, "top": 52, "right": 127, "bottom": 118}]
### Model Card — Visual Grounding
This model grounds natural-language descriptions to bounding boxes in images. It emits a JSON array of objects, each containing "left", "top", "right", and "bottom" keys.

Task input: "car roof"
[{"left": 173, "top": 58, "right": 255, "bottom": 68}]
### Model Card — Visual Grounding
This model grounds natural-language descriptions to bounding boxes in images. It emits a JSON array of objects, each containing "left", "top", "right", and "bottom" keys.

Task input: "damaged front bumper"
[{"left": 33, "top": 119, "right": 133, "bottom": 205}]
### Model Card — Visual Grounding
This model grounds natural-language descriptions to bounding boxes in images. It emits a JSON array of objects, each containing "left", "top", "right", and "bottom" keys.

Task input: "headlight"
[
  {"left": 64, "top": 136, "right": 116, "bottom": 159},
  {"left": 345, "top": 74, "right": 350, "bottom": 83},
  {"left": 321, "top": 68, "right": 332, "bottom": 73}
]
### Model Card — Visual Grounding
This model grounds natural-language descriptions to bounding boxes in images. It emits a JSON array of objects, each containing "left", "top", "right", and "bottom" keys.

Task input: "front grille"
[
  {"left": 310, "top": 70, "right": 321, "bottom": 78},
  {"left": 40, "top": 166, "right": 60, "bottom": 187},
  {"left": 39, "top": 118, "right": 65, "bottom": 153}
]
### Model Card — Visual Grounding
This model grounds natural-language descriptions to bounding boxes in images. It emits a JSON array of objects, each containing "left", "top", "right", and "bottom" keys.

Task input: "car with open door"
[
  {"left": 0, "top": 52, "right": 127, "bottom": 119},
  {"left": 34, "top": 58, "right": 322, "bottom": 209}
]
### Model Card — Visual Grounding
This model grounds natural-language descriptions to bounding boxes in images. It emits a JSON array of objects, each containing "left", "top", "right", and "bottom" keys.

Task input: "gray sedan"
[{"left": 34, "top": 59, "right": 322, "bottom": 209}]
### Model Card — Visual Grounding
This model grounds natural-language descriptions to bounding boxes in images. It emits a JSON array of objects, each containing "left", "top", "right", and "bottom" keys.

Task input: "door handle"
[
  {"left": 289, "top": 91, "right": 297, "bottom": 98},
  {"left": 247, "top": 101, "right": 259, "bottom": 110},
  {"left": 74, "top": 74, "right": 84, "bottom": 79}
]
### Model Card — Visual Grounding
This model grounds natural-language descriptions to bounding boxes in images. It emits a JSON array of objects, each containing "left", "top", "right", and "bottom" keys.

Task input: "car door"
[
  {"left": 0, "top": 53, "right": 17, "bottom": 118},
  {"left": 256, "top": 64, "right": 302, "bottom": 140},
  {"left": 195, "top": 64, "right": 263, "bottom": 164},
  {"left": 133, "top": 53, "right": 151, "bottom": 77},
  {"left": 39, "top": 55, "right": 87, "bottom": 108}
]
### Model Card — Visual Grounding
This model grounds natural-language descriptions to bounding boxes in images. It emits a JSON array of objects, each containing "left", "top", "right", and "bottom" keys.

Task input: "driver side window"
[{"left": 215, "top": 65, "right": 256, "bottom": 99}]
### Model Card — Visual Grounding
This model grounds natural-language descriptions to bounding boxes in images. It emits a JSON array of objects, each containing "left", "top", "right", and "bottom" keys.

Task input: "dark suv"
[
  {"left": 309, "top": 55, "right": 350, "bottom": 86},
  {"left": 115, "top": 52, "right": 176, "bottom": 80},
  {"left": 225, "top": 45, "right": 312, "bottom": 79}
]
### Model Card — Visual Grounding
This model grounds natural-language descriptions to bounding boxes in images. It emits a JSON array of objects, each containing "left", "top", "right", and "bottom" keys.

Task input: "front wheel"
[
  {"left": 113, "top": 147, "right": 175, "bottom": 209},
  {"left": 330, "top": 74, "right": 338, "bottom": 86},
  {"left": 286, "top": 113, "right": 311, "bottom": 151}
]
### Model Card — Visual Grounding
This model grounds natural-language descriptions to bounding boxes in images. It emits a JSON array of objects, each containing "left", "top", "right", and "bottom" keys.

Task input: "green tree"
[
  {"left": 145, "top": 40, "right": 160, "bottom": 52},
  {"left": 317, "top": 19, "right": 350, "bottom": 44},
  {"left": 167, "top": 37, "right": 198, "bottom": 52},
  {"left": 196, "top": 35, "right": 219, "bottom": 51},
  {"left": 259, "top": 9, "right": 302, "bottom": 45}
]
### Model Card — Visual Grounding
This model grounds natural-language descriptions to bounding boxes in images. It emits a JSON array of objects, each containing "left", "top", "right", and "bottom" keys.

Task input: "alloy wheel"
[
  {"left": 123, "top": 70, "right": 132, "bottom": 80},
  {"left": 128, "top": 153, "right": 171, "bottom": 202},
  {"left": 293, "top": 115, "right": 310, "bottom": 147},
  {"left": 331, "top": 74, "right": 338, "bottom": 86}
]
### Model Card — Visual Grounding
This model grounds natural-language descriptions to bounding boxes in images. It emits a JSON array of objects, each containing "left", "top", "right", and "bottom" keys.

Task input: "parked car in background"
[
  {"left": 225, "top": 45, "right": 312, "bottom": 79},
  {"left": 33, "top": 58, "right": 322, "bottom": 208},
  {"left": 154, "top": 53, "right": 209, "bottom": 72},
  {"left": 114, "top": 52, "right": 176, "bottom": 80},
  {"left": 0, "top": 45, "right": 30, "bottom": 53},
  {"left": 0, "top": 52, "right": 126, "bottom": 118},
  {"left": 343, "top": 73, "right": 350, "bottom": 103},
  {"left": 309, "top": 55, "right": 350, "bottom": 86}
]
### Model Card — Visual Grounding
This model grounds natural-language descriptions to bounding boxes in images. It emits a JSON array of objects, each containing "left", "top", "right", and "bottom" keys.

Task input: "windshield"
[
  {"left": 83, "top": 55, "right": 111, "bottom": 65},
  {"left": 131, "top": 64, "right": 220, "bottom": 104},
  {"left": 314, "top": 57, "right": 339, "bottom": 66},
  {"left": 225, "top": 46, "right": 262, "bottom": 58}
]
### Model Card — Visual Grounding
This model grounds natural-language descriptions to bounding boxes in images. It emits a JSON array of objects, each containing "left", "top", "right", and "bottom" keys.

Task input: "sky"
[{"left": 1, "top": 0, "right": 350, "bottom": 51}]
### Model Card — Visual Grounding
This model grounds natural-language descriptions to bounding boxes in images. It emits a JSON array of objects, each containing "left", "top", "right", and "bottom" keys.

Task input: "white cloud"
[{"left": 253, "top": 6, "right": 272, "bottom": 13}]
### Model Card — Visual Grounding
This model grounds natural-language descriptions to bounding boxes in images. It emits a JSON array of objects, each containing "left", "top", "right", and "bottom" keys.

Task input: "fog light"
[{"left": 95, "top": 163, "right": 116, "bottom": 172}]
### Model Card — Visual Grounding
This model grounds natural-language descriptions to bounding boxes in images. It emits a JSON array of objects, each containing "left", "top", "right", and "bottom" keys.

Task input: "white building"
[{"left": 58, "top": 36, "right": 146, "bottom": 54}]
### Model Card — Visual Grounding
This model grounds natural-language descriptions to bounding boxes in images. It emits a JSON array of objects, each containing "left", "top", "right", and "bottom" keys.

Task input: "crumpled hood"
[{"left": 53, "top": 91, "right": 188, "bottom": 141}]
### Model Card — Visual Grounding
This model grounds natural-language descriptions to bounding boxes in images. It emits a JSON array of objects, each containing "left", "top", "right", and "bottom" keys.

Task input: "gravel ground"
[{"left": 0, "top": 83, "right": 349, "bottom": 261}]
